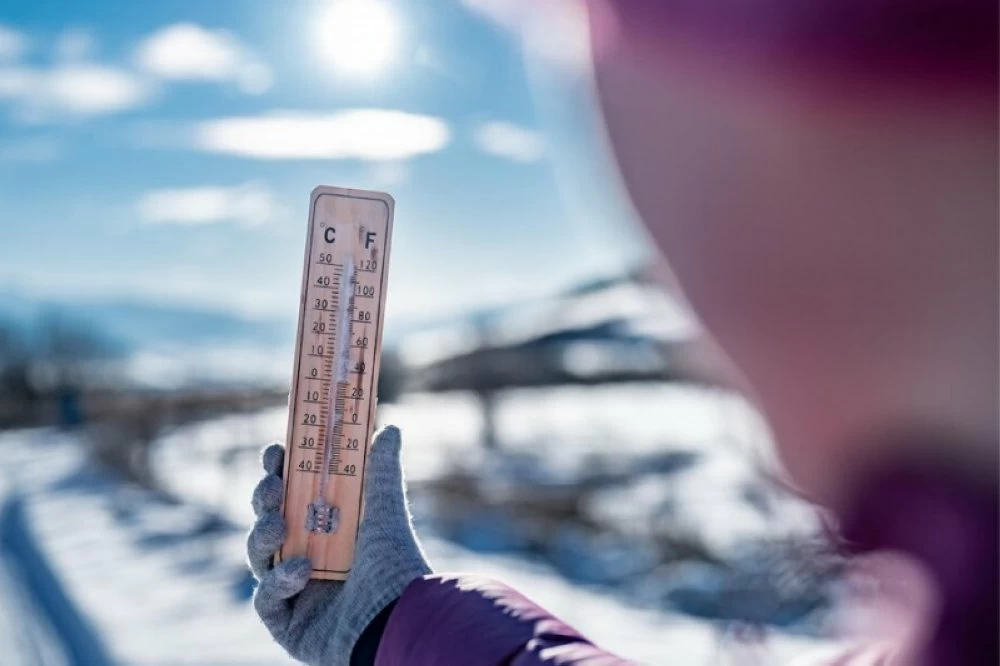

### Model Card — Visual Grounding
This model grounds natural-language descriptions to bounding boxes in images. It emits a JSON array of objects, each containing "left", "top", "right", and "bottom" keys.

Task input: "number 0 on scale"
[{"left": 277, "top": 186, "right": 394, "bottom": 580}]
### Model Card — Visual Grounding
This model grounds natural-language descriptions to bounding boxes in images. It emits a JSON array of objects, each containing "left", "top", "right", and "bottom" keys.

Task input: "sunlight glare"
[{"left": 316, "top": 0, "right": 400, "bottom": 77}]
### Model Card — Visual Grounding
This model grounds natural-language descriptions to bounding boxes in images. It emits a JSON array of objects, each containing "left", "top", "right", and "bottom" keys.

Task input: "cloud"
[
  {"left": 192, "top": 109, "right": 450, "bottom": 160},
  {"left": 0, "top": 26, "right": 150, "bottom": 122},
  {"left": 136, "top": 181, "right": 276, "bottom": 227},
  {"left": 0, "top": 25, "right": 28, "bottom": 62},
  {"left": 0, "top": 137, "right": 62, "bottom": 163},
  {"left": 0, "top": 22, "right": 270, "bottom": 122},
  {"left": 43, "top": 65, "right": 150, "bottom": 114},
  {"left": 0, "top": 63, "right": 151, "bottom": 120},
  {"left": 461, "top": 0, "right": 591, "bottom": 72},
  {"left": 135, "top": 23, "right": 272, "bottom": 95},
  {"left": 0, "top": 67, "right": 33, "bottom": 98},
  {"left": 473, "top": 121, "right": 545, "bottom": 162}
]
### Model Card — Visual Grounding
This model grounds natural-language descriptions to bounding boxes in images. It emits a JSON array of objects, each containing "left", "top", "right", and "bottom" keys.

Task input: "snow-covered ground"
[
  {"left": 151, "top": 387, "right": 847, "bottom": 663},
  {"left": 156, "top": 386, "right": 820, "bottom": 554},
  {"left": 0, "top": 428, "right": 297, "bottom": 666},
  {"left": 0, "top": 387, "right": 857, "bottom": 665}
]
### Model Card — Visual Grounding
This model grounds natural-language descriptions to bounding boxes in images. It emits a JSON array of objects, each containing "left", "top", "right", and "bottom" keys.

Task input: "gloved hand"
[{"left": 247, "top": 426, "right": 431, "bottom": 666}]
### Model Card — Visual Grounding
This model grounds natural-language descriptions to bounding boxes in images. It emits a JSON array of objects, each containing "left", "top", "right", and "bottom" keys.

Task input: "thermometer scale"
[{"left": 278, "top": 185, "right": 394, "bottom": 580}]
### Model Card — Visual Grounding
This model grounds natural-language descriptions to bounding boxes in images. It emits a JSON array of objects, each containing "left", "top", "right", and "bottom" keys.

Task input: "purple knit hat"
[{"left": 591, "top": 0, "right": 997, "bottom": 92}]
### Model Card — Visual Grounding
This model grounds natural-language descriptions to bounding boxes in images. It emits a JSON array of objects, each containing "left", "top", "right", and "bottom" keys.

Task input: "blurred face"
[{"left": 587, "top": 1, "right": 998, "bottom": 510}]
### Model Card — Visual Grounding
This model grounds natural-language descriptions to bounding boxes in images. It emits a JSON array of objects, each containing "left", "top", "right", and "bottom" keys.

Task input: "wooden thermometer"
[{"left": 278, "top": 185, "right": 394, "bottom": 580}]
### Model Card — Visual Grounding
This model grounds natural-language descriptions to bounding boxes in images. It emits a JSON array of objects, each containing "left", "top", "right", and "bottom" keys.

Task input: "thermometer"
[{"left": 277, "top": 185, "right": 394, "bottom": 580}]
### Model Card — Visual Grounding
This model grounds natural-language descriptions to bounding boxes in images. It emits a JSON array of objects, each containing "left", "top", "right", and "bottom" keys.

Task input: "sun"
[{"left": 316, "top": 0, "right": 401, "bottom": 78}]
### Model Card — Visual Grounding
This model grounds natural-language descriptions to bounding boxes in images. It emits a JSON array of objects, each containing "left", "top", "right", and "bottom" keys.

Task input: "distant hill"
[
  {"left": 0, "top": 289, "right": 292, "bottom": 353},
  {"left": 0, "top": 268, "right": 686, "bottom": 388}
]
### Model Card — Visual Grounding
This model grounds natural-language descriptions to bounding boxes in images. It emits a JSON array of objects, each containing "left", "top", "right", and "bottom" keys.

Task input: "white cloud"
[
  {"left": 461, "top": 0, "right": 591, "bottom": 72},
  {"left": 0, "top": 26, "right": 150, "bottom": 122},
  {"left": 137, "top": 181, "right": 277, "bottom": 227},
  {"left": 0, "top": 25, "right": 28, "bottom": 62},
  {"left": 0, "top": 67, "right": 33, "bottom": 97},
  {"left": 45, "top": 64, "right": 150, "bottom": 114},
  {"left": 135, "top": 23, "right": 272, "bottom": 95},
  {"left": 0, "top": 137, "right": 62, "bottom": 163},
  {"left": 0, "top": 63, "right": 151, "bottom": 120},
  {"left": 0, "top": 22, "right": 270, "bottom": 123},
  {"left": 473, "top": 121, "right": 545, "bottom": 162},
  {"left": 193, "top": 109, "right": 450, "bottom": 160}
]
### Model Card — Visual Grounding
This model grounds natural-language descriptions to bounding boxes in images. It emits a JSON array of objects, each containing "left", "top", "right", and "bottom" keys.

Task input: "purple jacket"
[{"left": 375, "top": 575, "right": 630, "bottom": 665}]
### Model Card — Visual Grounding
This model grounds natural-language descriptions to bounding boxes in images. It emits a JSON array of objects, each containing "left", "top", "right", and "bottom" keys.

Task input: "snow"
[
  {"left": 0, "top": 428, "right": 298, "bottom": 666},
  {"left": 0, "top": 483, "right": 71, "bottom": 666},
  {"left": 123, "top": 345, "right": 292, "bottom": 389},
  {"left": 0, "top": 385, "right": 851, "bottom": 664},
  {"left": 153, "top": 386, "right": 820, "bottom": 551},
  {"left": 149, "top": 387, "right": 840, "bottom": 662}
]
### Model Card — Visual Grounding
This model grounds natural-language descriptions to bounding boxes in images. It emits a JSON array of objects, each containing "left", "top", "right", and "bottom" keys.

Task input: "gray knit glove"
[{"left": 247, "top": 426, "right": 431, "bottom": 666}]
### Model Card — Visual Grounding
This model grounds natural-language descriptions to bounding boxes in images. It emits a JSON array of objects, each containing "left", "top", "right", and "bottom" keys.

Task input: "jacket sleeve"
[{"left": 373, "top": 574, "right": 633, "bottom": 665}]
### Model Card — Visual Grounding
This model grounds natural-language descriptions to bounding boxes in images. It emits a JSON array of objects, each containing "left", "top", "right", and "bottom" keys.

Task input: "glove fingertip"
[
  {"left": 262, "top": 443, "right": 285, "bottom": 476},
  {"left": 372, "top": 425, "right": 402, "bottom": 458},
  {"left": 365, "top": 428, "right": 403, "bottom": 498},
  {"left": 271, "top": 556, "right": 311, "bottom": 597}
]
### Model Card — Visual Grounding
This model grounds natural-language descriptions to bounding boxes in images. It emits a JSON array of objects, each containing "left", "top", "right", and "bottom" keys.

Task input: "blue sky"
[{"left": 0, "top": 0, "right": 646, "bottom": 331}]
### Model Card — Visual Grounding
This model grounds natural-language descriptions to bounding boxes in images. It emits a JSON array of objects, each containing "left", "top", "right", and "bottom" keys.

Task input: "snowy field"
[
  {"left": 0, "top": 386, "right": 859, "bottom": 665},
  {"left": 155, "top": 386, "right": 820, "bottom": 554}
]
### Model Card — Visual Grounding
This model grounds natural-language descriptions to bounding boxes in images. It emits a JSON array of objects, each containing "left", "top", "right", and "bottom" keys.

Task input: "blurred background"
[{"left": 0, "top": 1, "right": 854, "bottom": 664}]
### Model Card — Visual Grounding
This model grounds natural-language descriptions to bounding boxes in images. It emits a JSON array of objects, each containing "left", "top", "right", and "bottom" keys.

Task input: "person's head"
[{"left": 586, "top": 0, "right": 997, "bottom": 512}]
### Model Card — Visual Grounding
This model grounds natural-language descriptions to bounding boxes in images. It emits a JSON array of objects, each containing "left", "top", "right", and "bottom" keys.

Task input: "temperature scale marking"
[{"left": 277, "top": 186, "right": 394, "bottom": 580}]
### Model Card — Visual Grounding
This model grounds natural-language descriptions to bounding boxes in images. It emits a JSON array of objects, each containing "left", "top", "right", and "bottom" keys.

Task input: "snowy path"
[
  {"left": 0, "top": 428, "right": 298, "bottom": 666},
  {"left": 1, "top": 492, "right": 114, "bottom": 666},
  {"left": 0, "top": 561, "right": 57, "bottom": 666},
  {"left": 0, "top": 505, "right": 72, "bottom": 666}
]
